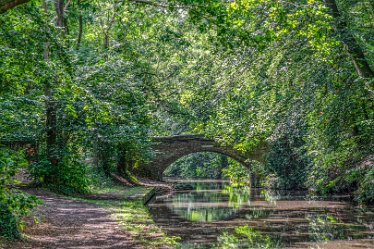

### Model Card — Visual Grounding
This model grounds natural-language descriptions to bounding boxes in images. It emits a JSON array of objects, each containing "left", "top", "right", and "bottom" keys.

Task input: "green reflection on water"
[
  {"left": 216, "top": 225, "right": 281, "bottom": 249},
  {"left": 170, "top": 182, "right": 251, "bottom": 222},
  {"left": 307, "top": 213, "right": 367, "bottom": 242},
  {"left": 222, "top": 185, "right": 251, "bottom": 208}
]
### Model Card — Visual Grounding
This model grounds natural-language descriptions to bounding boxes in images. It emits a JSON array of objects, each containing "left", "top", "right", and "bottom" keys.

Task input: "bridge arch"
[{"left": 133, "top": 135, "right": 267, "bottom": 186}]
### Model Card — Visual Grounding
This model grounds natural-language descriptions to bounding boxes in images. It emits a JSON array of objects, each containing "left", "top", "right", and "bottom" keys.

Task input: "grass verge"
[{"left": 80, "top": 185, "right": 181, "bottom": 248}]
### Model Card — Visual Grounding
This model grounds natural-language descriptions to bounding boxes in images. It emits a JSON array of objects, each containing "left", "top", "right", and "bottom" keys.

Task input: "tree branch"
[{"left": 0, "top": 0, "right": 29, "bottom": 13}]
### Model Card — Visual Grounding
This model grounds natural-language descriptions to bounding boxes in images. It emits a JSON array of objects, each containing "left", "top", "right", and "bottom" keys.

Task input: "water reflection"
[
  {"left": 158, "top": 182, "right": 251, "bottom": 222},
  {"left": 148, "top": 180, "right": 374, "bottom": 248}
]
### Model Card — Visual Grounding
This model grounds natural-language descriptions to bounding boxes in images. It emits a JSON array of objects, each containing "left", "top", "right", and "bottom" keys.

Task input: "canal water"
[{"left": 148, "top": 180, "right": 374, "bottom": 248}]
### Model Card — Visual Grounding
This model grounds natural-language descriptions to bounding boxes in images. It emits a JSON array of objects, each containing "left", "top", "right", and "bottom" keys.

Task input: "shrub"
[
  {"left": 265, "top": 136, "right": 308, "bottom": 190},
  {"left": 0, "top": 146, "right": 39, "bottom": 239},
  {"left": 30, "top": 146, "right": 91, "bottom": 195},
  {"left": 357, "top": 166, "right": 374, "bottom": 204}
]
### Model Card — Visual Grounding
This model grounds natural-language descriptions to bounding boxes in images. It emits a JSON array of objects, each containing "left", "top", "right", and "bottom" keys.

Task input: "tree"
[{"left": 324, "top": 0, "right": 373, "bottom": 78}]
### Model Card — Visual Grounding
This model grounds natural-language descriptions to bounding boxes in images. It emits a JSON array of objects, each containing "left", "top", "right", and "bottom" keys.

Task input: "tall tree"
[{"left": 45, "top": 0, "right": 67, "bottom": 180}]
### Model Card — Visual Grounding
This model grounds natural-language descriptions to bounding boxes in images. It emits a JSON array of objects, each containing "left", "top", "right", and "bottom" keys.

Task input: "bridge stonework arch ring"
[{"left": 132, "top": 135, "right": 267, "bottom": 187}]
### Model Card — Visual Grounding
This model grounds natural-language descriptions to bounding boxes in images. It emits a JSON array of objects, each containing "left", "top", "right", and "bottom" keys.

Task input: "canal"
[{"left": 148, "top": 180, "right": 374, "bottom": 248}]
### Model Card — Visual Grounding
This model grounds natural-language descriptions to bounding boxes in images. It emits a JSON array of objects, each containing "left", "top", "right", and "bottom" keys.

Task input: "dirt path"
[{"left": 0, "top": 189, "right": 158, "bottom": 249}]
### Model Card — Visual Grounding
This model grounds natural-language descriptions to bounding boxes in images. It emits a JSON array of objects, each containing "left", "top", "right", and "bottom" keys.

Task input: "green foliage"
[
  {"left": 54, "top": 153, "right": 91, "bottom": 194},
  {"left": 163, "top": 153, "right": 252, "bottom": 184},
  {"left": 222, "top": 159, "right": 251, "bottom": 186},
  {"left": 164, "top": 153, "right": 227, "bottom": 179},
  {"left": 0, "top": 4, "right": 373, "bottom": 245},
  {"left": 1, "top": 0, "right": 154, "bottom": 194},
  {"left": 30, "top": 146, "right": 91, "bottom": 195},
  {"left": 357, "top": 166, "right": 374, "bottom": 204},
  {"left": 0, "top": 0, "right": 373, "bottom": 244},
  {"left": 171, "top": 0, "right": 374, "bottom": 200},
  {"left": 29, "top": 160, "right": 53, "bottom": 182},
  {"left": 0, "top": 146, "right": 39, "bottom": 239},
  {"left": 96, "top": 141, "right": 116, "bottom": 176},
  {"left": 265, "top": 136, "right": 308, "bottom": 189}
]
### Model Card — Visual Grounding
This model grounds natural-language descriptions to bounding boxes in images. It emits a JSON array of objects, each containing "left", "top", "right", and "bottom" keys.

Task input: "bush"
[
  {"left": 0, "top": 146, "right": 39, "bottom": 239},
  {"left": 0, "top": 190, "right": 39, "bottom": 239},
  {"left": 357, "top": 166, "right": 374, "bottom": 204},
  {"left": 265, "top": 136, "right": 308, "bottom": 190},
  {"left": 54, "top": 153, "right": 91, "bottom": 194},
  {"left": 30, "top": 147, "right": 91, "bottom": 195}
]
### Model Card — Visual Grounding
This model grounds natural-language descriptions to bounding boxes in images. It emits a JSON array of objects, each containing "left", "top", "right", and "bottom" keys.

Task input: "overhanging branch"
[{"left": 0, "top": 0, "right": 29, "bottom": 13}]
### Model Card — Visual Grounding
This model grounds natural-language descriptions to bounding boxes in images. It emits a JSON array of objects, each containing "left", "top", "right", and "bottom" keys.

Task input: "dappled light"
[
  {"left": 3, "top": 190, "right": 135, "bottom": 249},
  {"left": 0, "top": 0, "right": 373, "bottom": 248}
]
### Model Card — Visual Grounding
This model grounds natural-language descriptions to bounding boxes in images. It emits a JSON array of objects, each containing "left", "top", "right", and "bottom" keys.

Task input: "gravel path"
[{"left": 1, "top": 189, "right": 146, "bottom": 249}]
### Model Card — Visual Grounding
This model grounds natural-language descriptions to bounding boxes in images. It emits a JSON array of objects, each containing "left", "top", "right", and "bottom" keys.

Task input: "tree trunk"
[
  {"left": 117, "top": 143, "right": 126, "bottom": 176},
  {"left": 77, "top": 0, "right": 83, "bottom": 48},
  {"left": 44, "top": 0, "right": 66, "bottom": 182},
  {"left": 250, "top": 172, "right": 256, "bottom": 188},
  {"left": 45, "top": 88, "right": 58, "bottom": 168},
  {"left": 103, "top": 32, "right": 109, "bottom": 61},
  {"left": 219, "top": 154, "right": 228, "bottom": 178},
  {"left": 43, "top": 1, "right": 58, "bottom": 176},
  {"left": 98, "top": 140, "right": 112, "bottom": 176},
  {"left": 324, "top": 0, "right": 374, "bottom": 78},
  {"left": 55, "top": 0, "right": 64, "bottom": 30},
  {"left": 117, "top": 144, "right": 132, "bottom": 178}
]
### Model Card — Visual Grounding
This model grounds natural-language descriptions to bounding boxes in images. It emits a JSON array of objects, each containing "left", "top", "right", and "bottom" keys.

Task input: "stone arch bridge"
[{"left": 133, "top": 135, "right": 268, "bottom": 186}]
